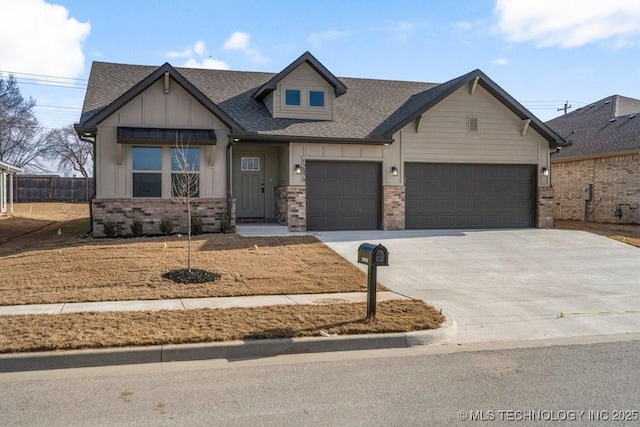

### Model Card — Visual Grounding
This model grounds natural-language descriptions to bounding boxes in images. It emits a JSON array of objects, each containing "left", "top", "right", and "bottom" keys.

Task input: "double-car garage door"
[
  {"left": 305, "top": 161, "right": 535, "bottom": 231},
  {"left": 405, "top": 163, "right": 535, "bottom": 229}
]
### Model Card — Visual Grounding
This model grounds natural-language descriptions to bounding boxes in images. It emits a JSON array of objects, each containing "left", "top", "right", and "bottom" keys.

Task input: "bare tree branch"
[
  {"left": 47, "top": 124, "right": 93, "bottom": 178},
  {"left": 0, "top": 74, "right": 52, "bottom": 171}
]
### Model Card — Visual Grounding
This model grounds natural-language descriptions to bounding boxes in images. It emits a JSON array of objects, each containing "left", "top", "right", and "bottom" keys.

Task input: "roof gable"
[
  {"left": 252, "top": 51, "right": 347, "bottom": 101},
  {"left": 379, "top": 69, "right": 566, "bottom": 148},
  {"left": 77, "top": 62, "right": 243, "bottom": 133}
]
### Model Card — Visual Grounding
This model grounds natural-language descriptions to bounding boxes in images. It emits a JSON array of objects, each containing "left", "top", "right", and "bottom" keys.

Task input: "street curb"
[{"left": 0, "top": 314, "right": 456, "bottom": 373}]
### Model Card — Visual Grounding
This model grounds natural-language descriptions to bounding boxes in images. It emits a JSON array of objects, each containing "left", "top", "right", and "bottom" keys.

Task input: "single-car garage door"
[
  {"left": 405, "top": 163, "right": 535, "bottom": 229},
  {"left": 306, "top": 161, "right": 381, "bottom": 231}
]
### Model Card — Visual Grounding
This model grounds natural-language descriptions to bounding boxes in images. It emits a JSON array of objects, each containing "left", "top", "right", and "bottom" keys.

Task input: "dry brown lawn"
[
  {"left": 0, "top": 203, "right": 383, "bottom": 305},
  {"left": 0, "top": 203, "right": 445, "bottom": 352},
  {"left": 555, "top": 220, "right": 640, "bottom": 248},
  {"left": 0, "top": 300, "right": 444, "bottom": 353}
]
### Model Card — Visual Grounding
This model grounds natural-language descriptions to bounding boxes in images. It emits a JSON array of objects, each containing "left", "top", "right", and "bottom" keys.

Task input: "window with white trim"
[
  {"left": 241, "top": 156, "right": 260, "bottom": 171},
  {"left": 284, "top": 89, "right": 301, "bottom": 106},
  {"left": 309, "top": 90, "right": 325, "bottom": 107}
]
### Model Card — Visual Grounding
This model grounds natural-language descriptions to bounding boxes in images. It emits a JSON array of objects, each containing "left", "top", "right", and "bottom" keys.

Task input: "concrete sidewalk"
[{"left": 0, "top": 292, "right": 408, "bottom": 316}]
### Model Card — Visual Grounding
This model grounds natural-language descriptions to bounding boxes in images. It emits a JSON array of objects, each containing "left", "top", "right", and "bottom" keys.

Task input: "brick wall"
[
  {"left": 552, "top": 154, "right": 640, "bottom": 224},
  {"left": 274, "top": 186, "right": 306, "bottom": 231},
  {"left": 383, "top": 186, "right": 405, "bottom": 230},
  {"left": 537, "top": 187, "right": 554, "bottom": 228},
  {"left": 92, "top": 198, "right": 228, "bottom": 237}
]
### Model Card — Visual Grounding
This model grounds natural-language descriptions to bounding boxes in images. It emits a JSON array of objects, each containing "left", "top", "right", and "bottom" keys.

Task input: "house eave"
[
  {"left": 551, "top": 149, "right": 640, "bottom": 163},
  {"left": 228, "top": 133, "right": 393, "bottom": 145}
]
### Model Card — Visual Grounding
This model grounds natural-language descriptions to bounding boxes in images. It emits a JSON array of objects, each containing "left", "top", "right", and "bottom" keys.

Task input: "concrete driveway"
[{"left": 317, "top": 229, "right": 640, "bottom": 344}]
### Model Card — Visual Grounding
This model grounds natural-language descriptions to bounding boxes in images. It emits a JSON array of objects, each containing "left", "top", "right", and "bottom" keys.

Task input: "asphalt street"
[{"left": 2, "top": 336, "right": 639, "bottom": 425}]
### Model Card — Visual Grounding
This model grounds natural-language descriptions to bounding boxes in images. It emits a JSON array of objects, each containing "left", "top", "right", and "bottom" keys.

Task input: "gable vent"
[{"left": 468, "top": 117, "right": 479, "bottom": 132}]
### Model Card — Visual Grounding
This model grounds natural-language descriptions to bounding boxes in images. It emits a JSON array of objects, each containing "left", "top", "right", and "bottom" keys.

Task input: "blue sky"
[{"left": 2, "top": 0, "right": 640, "bottom": 130}]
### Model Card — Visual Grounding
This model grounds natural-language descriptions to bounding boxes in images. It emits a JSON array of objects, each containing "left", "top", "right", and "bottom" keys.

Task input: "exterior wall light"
[
  {"left": 391, "top": 166, "right": 399, "bottom": 176},
  {"left": 541, "top": 167, "right": 549, "bottom": 177},
  {"left": 295, "top": 164, "right": 302, "bottom": 174}
]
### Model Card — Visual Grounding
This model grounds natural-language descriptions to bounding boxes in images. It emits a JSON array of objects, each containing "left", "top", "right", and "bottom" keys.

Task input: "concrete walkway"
[{"left": 0, "top": 292, "right": 408, "bottom": 316}]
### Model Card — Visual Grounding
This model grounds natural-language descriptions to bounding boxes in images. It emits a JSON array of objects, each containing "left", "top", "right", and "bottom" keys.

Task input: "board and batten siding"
[
  {"left": 271, "top": 62, "right": 334, "bottom": 120},
  {"left": 95, "top": 77, "right": 229, "bottom": 199},
  {"left": 289, "top": 142, "right": 401, "bottom": 186},
  {"left": 398, "top": 84, "right": 551, "bottom": 187}
]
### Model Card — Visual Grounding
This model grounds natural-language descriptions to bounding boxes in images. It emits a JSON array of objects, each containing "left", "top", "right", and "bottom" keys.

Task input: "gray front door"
[{"left": 236, "top": 154, "right": 265, "bottom": 218}]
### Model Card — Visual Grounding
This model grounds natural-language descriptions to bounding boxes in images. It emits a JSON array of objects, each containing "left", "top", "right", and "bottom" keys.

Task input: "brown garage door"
[
  {"left": 306, "top": 161, "right": 381, "bottom": 231},
  {"left": 405, "top": 163, "right": 535, "bottom": 229}
]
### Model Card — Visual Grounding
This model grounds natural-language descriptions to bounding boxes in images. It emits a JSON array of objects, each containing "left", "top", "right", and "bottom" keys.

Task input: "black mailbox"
[{"left": 358, "top": 243, "right": 389, "bottom": 267}]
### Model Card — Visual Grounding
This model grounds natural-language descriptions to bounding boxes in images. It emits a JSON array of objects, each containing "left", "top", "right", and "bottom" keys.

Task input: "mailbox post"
[{"left": 357, "top": 243, "right": 389, "bottom": 318}]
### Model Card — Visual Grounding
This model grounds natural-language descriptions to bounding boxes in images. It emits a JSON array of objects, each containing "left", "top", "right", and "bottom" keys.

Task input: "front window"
[
  {"left": 171, "top": 147, "right": 200, "bottom": 197},
  {"left": 132, "top": 147, "right": 162, "bottom": 197},
  {"left": 284, "top": 89, "right": 301, "bottom": 106}
]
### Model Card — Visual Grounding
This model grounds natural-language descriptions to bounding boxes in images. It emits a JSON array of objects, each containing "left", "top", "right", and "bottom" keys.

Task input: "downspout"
[
  {"left": 226, "top": 136, "right": 234, "bottom": 229},
  {"left": 80, "top": 135, "right": 96, "bottom": 235}
]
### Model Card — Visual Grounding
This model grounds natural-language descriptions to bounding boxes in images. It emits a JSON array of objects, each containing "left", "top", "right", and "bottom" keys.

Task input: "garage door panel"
[
  {"left": 306, "top": 161, "right": 381, "bottom": 231},
  {"left": 406, "top": 163, "right": 534, "bottom": 229}
]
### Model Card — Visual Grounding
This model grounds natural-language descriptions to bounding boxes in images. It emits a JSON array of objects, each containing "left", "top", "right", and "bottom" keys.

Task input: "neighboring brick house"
[
  {"left": 75, "top": 51, "right": 566, "bottom": 236},
  {"left": 547, "top": 95, "right": 640, "bottom": 224}
]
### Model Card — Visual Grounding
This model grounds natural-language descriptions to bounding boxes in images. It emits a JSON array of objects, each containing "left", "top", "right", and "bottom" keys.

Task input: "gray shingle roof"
[
  {"left": 547, "top": 95, "right": 640, "bottom": 159},
  {"left": 78, "top": 58, "right": 564, "bottom": 146}
]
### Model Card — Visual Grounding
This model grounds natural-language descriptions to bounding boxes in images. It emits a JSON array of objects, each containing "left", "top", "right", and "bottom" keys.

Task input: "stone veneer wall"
[
  {"left": 274, "top": 186, "right": 306, "bottom": 231},
  {"left": 537, "top": 187, "right": 554, "bottom": 228},
  {"left": 92, "top": 198, "right": 228, "bottom": 237},
  {"left": 383, "top": 186, "right": 405, "bottom": 230},
  {"left": 552, "top": 154, "right": 640, "bottom": 224}
]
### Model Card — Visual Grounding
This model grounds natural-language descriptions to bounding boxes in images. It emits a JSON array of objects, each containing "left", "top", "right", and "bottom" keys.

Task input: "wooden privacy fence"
[{"left": 11, "top": 175, "right": 94, "bottom": 202}]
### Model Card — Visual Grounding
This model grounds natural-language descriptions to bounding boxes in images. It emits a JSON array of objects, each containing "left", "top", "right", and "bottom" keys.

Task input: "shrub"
[
  {"left": 103, "top": 221, "right": 117, "bottom": 238},
  {"left": 191, "top": 215, "right": 203, "bottom": 235},
  {"left": 130, "top": 218, "right": 143, "bottom": 237},
  {"left": 159, "top": 216, "right": 173, "bottom": 235},
  {"left": 219, "top": 215, "right": 230, "bottom": 233}
]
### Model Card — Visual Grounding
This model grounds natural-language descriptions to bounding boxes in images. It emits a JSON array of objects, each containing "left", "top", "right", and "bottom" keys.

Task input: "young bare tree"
[
  {"left": 170, "top": 136, "right": 199, "bottom": 272},
  {"left": 47, "top": 124, "right": 93, "bottom": 178},
  {"left": 0, "top": 75, "right": 52, "bottom": 171}
]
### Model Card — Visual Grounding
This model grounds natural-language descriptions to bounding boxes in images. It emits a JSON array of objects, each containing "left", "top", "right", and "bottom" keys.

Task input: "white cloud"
[
  {"left": 183, "top": 58, "right": 229, "bottom": 70},
  {"left": 387, "top": 21, "right": 416, "bottom": 42},
  {"left": 494, "top": 0, "right": 640, "bottom": 48},
  {"left": 0, "top": 0, "right": 89, "bottom": 79},
  {"left": 308, "top": 30, "right": 347, "bottom": 47},
  {"left": 166, "top": 41, "right": 228, "bottom": 70},
  {"left": 492, "top": 57, "right": 509, "bottom": 66},
  {"left": 193, "top": 41, "right": 206, "bottom": 56},
  {"left": 451, "top": 21, "right": 475, "bottom": 32},
  {"left": 222, "top": 31, "right": 266, "bottom": 63}
]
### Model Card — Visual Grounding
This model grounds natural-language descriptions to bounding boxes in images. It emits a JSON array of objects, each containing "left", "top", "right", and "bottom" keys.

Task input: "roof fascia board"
[
  {"left": 81, "top": 63, "right": 243, "bottom": 132},
  {"left": 252, "top": 51, "right": 347, "bottom": 100},
  {"left": 551, "top": 149, "right": 640, "bottom": 163}
]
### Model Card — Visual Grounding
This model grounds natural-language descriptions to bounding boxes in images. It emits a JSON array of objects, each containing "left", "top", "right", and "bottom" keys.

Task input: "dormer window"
[
  {"left": 284, "top": 89, "right": 301, "bottom": 106},
  {"left": 309, "top": 90, "right": 325, "bottom": 107}
]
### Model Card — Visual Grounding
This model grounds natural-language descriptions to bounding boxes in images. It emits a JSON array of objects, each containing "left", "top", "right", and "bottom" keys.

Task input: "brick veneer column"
[
  {"left": 286, "top": 185, "right": 306, "bottom": 231},
  {"left": 383, "top": 185, "right": 405, "bottom": 230},
  {"left": 537, "top": 187, "right": 554, "bottom": 228}
]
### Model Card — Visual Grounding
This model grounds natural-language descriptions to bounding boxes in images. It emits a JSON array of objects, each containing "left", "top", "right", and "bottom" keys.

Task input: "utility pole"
[{"left": 557, "top": 101, "right": 572, "bottom": 115}]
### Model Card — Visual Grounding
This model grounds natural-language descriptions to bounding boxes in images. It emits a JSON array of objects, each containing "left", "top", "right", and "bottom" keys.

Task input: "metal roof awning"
[{"left": 117, "top": 127, "right": 217, "bottom": 145}]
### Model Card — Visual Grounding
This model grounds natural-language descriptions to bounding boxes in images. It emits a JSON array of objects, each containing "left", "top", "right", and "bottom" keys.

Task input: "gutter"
[{"left": 77, "top": 131, "right": 96, "bottom": 236}]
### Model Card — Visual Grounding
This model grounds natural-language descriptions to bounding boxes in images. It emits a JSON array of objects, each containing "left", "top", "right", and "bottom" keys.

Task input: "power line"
[
  {"left": 36, "top": 104, "right": 82, "bottom": 110},
  {"left": 0, "top": 70, "right": 88, "bottom": 82}
]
